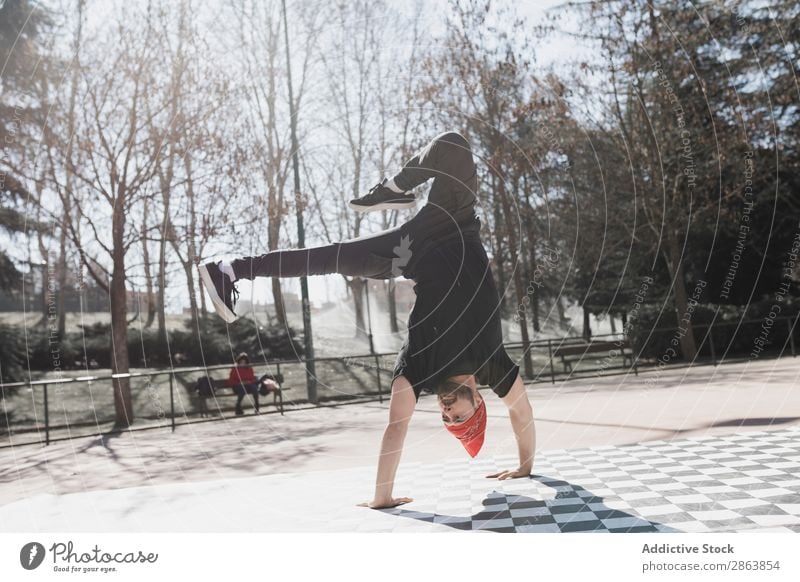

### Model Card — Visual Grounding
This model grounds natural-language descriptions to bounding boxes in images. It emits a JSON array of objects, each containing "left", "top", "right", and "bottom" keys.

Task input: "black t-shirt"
[
  {"left": 399, "top": 206, "right": 481, "bottom": 281},
  {"left": 392, "top": 233, "right": 519, "bottom": 401}
]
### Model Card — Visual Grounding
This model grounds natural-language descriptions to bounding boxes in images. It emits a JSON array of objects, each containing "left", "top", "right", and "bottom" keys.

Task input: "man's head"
[
  {"left": 437, "top": 374, "right": 486, "bottom": 457},
  {"left": 236, "top": 352, "right": 249, "bottom": 365}
]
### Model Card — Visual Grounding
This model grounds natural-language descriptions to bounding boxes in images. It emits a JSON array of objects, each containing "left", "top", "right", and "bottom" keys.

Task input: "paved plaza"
[{"left": 1, "top": 357, "right": 799, "bottom": 533}]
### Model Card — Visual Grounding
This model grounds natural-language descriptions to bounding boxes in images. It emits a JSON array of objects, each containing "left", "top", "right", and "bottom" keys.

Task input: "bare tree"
[
  {"left": 53, "top": 9, "right": 165, "bottom": 426},
  {"left": 316, "top": 0, "right": 388, "bottom": 339},
  {"left": 231, "top": 0, "right": 295, "bottom": 326},
  {"left": 375, "top": 0, "right": 427, "bottom": 334},
  {"left": 419, "top": 0, "right": 540, "bottom": 376}
]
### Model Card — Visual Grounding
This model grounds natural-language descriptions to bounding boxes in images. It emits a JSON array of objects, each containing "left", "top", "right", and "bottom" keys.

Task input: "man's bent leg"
[{"left": 391, "top": 131, "right": 478, "bottom": 211}]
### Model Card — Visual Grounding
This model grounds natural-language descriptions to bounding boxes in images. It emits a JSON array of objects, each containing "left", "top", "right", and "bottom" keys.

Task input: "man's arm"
[
  {"left": 358, "top": 376, "right": 416, "bottom": 508},
  {"left": 487, "top": 373, "right": 536, "bottom": 480}
]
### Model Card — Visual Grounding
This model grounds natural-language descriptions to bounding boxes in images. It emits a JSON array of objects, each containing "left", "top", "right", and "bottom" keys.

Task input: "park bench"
[
  {"left": 552, "top": 340, "right": 637, "bottom": 374},
  {"left": 195, "top": 373, "right": 288, "bottom": 416}
]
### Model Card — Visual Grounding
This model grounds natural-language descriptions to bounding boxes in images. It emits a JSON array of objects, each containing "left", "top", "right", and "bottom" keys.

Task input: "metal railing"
[
  {"left": 503, "top": 313, "right": 798, "bottom": 383},
  {"left": 1, "top": 313, "right": 797, "bottom": 448},
  {"left": 0, "top": 353, "right": 399, "bottom": 447}
]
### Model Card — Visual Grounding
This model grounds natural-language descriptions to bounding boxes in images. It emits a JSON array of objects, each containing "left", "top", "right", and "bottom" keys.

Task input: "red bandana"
[{"left": 444, "top": 397, "right": 486, "bottom": 457}]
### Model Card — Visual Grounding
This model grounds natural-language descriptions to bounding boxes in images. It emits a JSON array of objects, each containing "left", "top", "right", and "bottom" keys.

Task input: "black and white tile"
[{"left": 378, "top": 427, "right": 800, "bottom": 533}]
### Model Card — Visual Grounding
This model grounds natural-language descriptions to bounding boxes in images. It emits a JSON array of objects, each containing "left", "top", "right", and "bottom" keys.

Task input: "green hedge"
[
  {"left": 0, "top": 322, "right": 24, "bottom": 383},
  {"left": 19, "top": 316, "right": 304, "bottom": 371}
]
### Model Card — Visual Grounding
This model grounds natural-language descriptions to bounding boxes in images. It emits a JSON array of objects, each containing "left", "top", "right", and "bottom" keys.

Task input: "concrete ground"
[{"left": 0, "top": 357, "right": 798, "bottom": 532}]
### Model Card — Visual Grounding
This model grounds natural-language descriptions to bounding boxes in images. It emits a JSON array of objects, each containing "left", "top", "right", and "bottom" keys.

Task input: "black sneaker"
[
  {"left": 349, "top": 179, "right": 417, "bottom": 212},
  {"left": 198, "top": 261, "right": 239, "bottom": 323}
]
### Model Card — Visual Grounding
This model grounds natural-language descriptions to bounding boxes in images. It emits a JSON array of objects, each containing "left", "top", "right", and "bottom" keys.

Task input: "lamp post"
[{"left": 281, "top": 0, "right": 317, "bottom": 402}]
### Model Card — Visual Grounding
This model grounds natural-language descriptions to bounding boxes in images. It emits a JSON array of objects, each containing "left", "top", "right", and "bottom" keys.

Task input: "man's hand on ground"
[
  {"left": 357, "top": 497, "right": 413, "bottom": 509},
  {"left": 486, "top": 468, "right": 531, "bottom": 480}
]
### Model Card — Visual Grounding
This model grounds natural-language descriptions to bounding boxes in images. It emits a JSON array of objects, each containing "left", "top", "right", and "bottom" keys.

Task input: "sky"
[{"left": 4, "top": 0, "right": 593, "bottom": 319}]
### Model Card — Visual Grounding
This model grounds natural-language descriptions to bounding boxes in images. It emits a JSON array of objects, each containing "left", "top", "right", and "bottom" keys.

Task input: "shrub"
[
  {"left": 170, "top": 316, "right": 304, "bottom": 366},
  {"left": 0, "top": 323, "right": 24, "bottom": 383},
  {"left": 628, "top": 299, "right": 799, "bottom": 360}
]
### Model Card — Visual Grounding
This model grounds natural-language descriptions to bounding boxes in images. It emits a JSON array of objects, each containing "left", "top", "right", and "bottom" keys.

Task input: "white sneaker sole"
[
  {"left": 349, "top": 200, "right": 417, "bottom": 213},
  {"left": 198, "top": 264, "right": 238, "bottom": 323}
]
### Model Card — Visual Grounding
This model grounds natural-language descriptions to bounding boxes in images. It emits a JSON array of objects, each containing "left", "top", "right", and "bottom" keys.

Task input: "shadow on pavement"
[
  {"left": 710, "top": 417, "right": 800, "bottom": 428},
  {"left": 388, "top": 475, "right": 681, "bottom": 533}
]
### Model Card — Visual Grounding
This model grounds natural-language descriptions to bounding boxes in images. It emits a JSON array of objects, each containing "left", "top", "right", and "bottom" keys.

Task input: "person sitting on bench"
[{"left": 228, "top": 352, "right": 260, "bottom": 415}]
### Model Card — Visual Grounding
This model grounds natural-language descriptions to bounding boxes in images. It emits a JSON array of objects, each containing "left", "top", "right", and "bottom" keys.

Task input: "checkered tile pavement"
[{"left": 375, "top": 427, "right": 800, "bottom": 533}]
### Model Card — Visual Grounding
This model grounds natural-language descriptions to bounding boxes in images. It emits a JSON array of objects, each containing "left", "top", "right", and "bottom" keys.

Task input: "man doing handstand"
[{"left": 199, "top": 130, "right": 536, "bottom": 509}]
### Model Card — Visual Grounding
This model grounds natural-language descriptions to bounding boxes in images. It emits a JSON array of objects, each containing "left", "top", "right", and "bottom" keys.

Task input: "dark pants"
[
  {"left": 230, "top": 131, "right": 479, "bottom": 282},
  {"left": 233, "top": 383, "right": 260, "bottom": 413}
]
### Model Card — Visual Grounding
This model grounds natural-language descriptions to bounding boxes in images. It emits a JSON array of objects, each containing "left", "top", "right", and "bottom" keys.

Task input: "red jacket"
[{"left": 227, "top": 365, "right": 256, "bottom": 387}]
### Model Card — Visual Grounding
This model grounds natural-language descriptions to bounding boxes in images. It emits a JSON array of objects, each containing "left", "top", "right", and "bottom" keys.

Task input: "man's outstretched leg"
[
  {"left": 199, "top": 226, "right": 405, "bottom": 322},
  {"left": 200, "top": 130, "right": 477, "bottom": 322}
]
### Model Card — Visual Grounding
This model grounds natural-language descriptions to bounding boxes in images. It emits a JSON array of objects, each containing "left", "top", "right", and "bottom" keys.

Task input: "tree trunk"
[
  {"left": 184, "top": 154, "right": 200, "bottom": 321},
  {"left": 491, "top": 179, "right": 507, "bottom": 316},
  {"left": 111, "top": 197, "right": 133, "bottom": 427},
  {"left": 496, "top": 176, "right": 532, "bottom": 378},
  {"left": 156, "top": 2, "right": 187, "bottom": 348},
  {"left": 267, "top": 202, "right": 287, "bottom": 327},
  {"left": 350, "top": 278, "right": 367, "bottom": 339},
  {"left": 56, "top": 212, "right": 69, "bottom": 337},
  {"left": 526, "top": 242, "right": 540, "bottom": 333},
  {"left": 58, "top": 0, "right": 83, "bottom": 338},
  {"left": 181, "top": 260, "right": 198, "bottom": 322},
  {"left": 271, "top": 278, "right": 286, "bottom": 324},
  {"left": 35, "top": 206, "right": 50, "bottom": 324},
  {"left": 199, "top": 277, "right": 207, "bottom": 316},
  {"left": 609, "top": 313, "right": 617, "bottom": 334},
  {"left": 557, "top": 296, "right": 567, "bottom": 327},
  {"left": 262, "top": 10, "right": 287, "bottom": 330},
  {"left": 666, "top": 230, "right": 697, "bottom": 360},
  {"left": 169, "top": 154, "right": 199, "bottom": 323},
  {"left": 582, "top": 307, "right": 592, "bottom": 340},
  {"left": 156, "top": 193, "right": 169, "bottom": 348},
  {"left": 142, "top": 198, "right": 156, "bottom": 328},
  {"left": 521, "top": 177, "right": 539, "bottom": 334}
]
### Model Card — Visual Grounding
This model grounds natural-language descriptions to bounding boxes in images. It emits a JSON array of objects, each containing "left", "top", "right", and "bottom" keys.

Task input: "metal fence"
[{"left": 1, "top": 314, "right": 797, "bottom": 448}]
